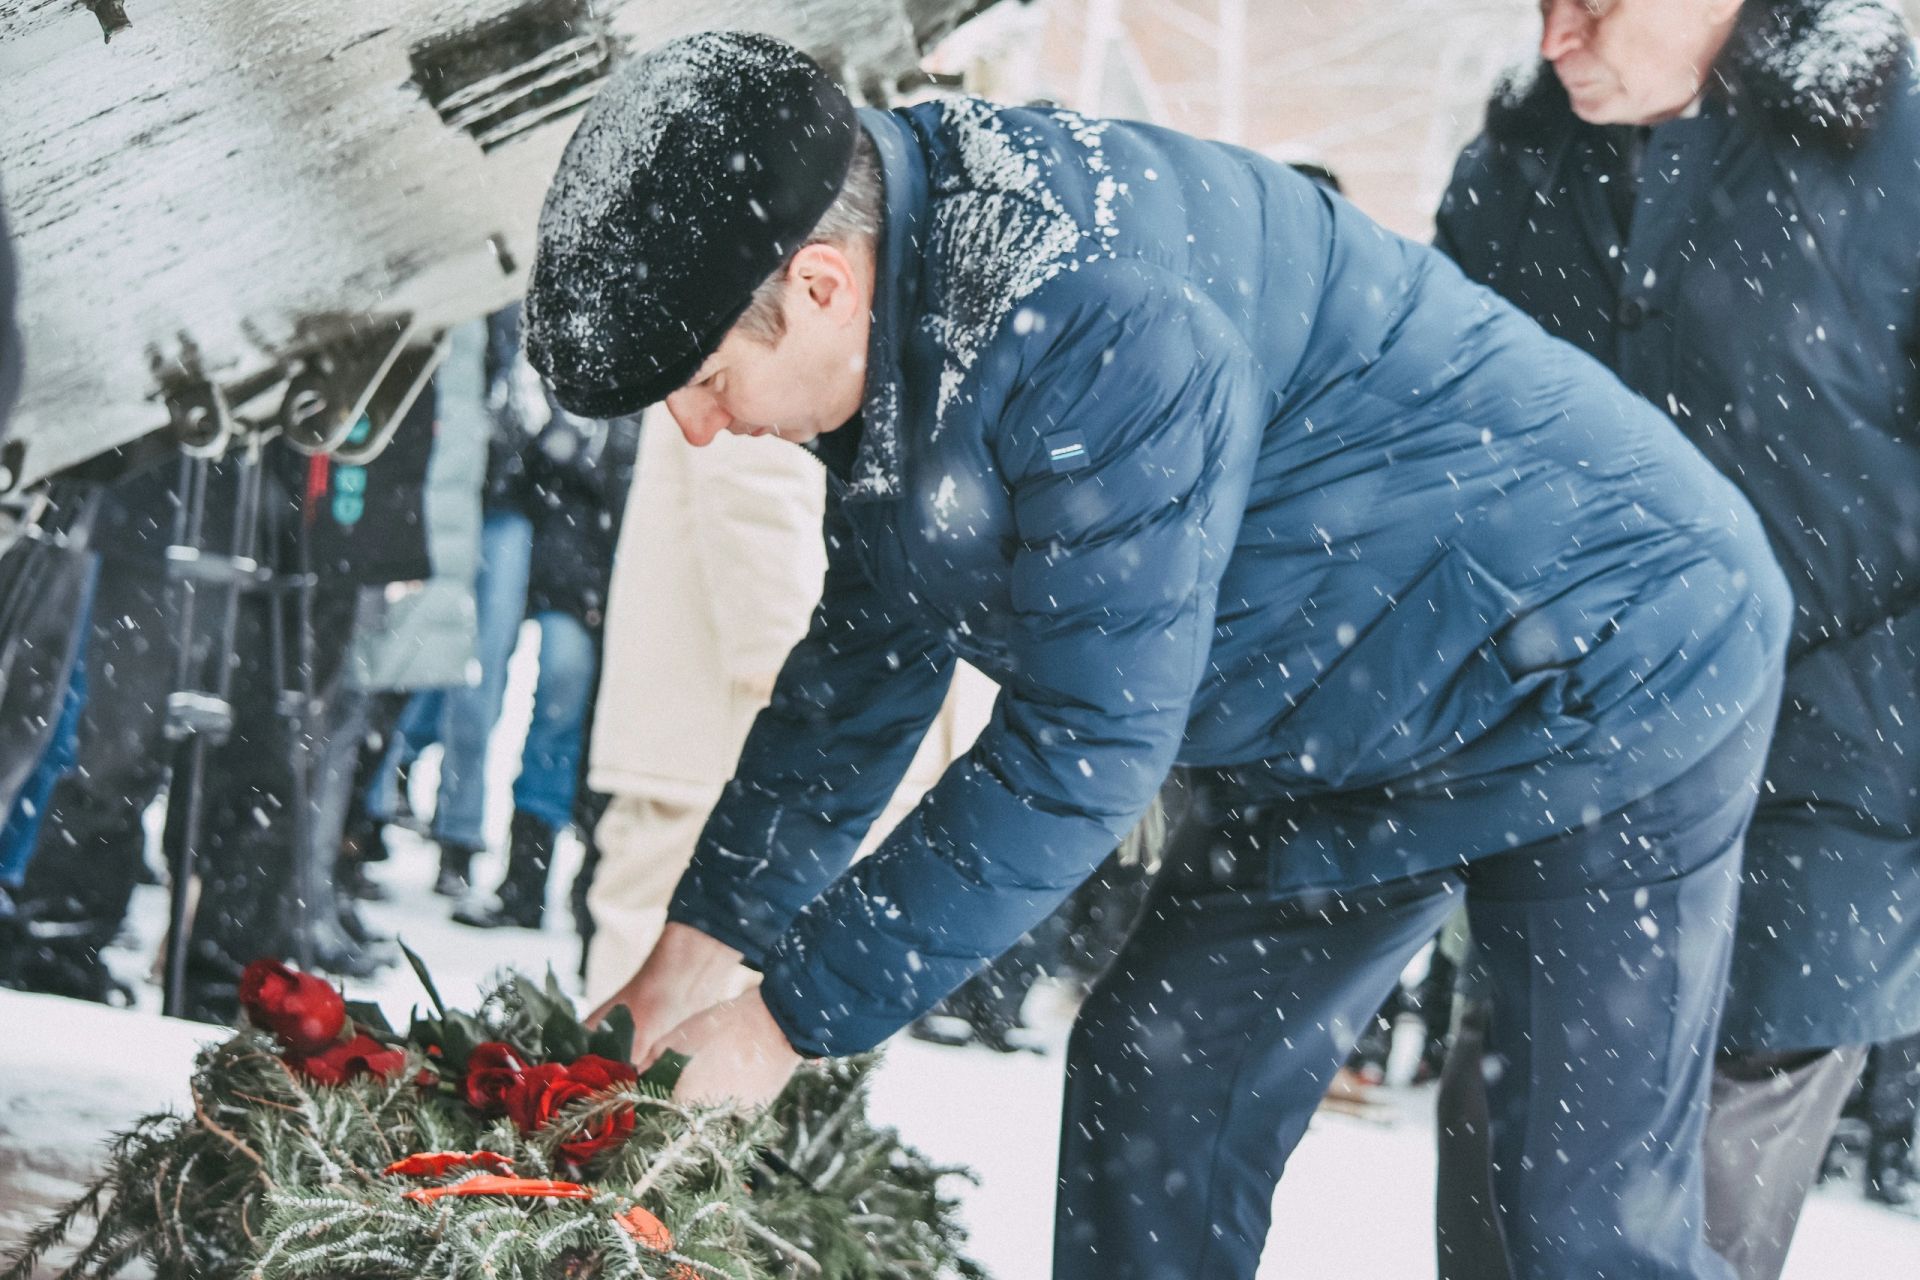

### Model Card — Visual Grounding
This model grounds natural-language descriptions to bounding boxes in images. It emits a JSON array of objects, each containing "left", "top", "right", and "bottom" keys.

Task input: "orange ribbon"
[
  {"left": 614, "top": 1205, "right": 673, "bottom": 1249},
  {"left": 615, "top": 1206, "right": 697, "bottom": 1278},
  {"left": 383, "top": 1151, "right": 514, "bottom": 1178},
  {"left": 401, "top": 1174, "right": 594, "bottom": 1203}
]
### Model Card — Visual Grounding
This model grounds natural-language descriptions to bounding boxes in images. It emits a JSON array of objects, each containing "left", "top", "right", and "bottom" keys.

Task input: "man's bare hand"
[
  {"left": 588, "top": 922, "right": 749, "bottom": 1068},
  {"left": 664, "top": 988, "right": 803, "bottom": 1109}
]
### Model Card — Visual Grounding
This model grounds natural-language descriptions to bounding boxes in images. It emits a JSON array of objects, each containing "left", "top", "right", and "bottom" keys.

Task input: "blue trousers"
[
  {"left": 432, "top": 509, "right": 533, "bottom": 847},
  {"left": 509, "top": 610, "right": 596, "bottom": 833},
  {"left": 0, "top": 563, "right": 94, "bottom": 889},
  {"left": 370, "top": 601, "right": 596, "bottom": 844},
  {"left": 1058, "top": 712, "right": 1772, "bottom": 1280},
  {"left": 0, "top": 644, "right": 87, "bottom": 887}
]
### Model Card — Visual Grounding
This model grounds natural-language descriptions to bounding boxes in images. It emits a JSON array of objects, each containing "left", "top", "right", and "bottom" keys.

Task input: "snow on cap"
[{"left": 525, "top": 31, "right": 858, "bottom": 417}]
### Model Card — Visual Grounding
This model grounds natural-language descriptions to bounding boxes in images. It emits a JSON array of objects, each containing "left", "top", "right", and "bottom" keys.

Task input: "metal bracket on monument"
[
  {"left": 164, "top": 543, "right": 271, "bottom": 589},
  {"left": 333, "top": 331, "right": 449, "bottom": 466},
  {"left": 277, "top": 318, "right": 447, "bottom": 464},
  {"left": 164, "top": 375, "right": 236, "bottom": 459},
  {"left": 277, "top": 316, "right": 411, "bottom": 456},
  {"left": 163, "top": 690, "right": 234, "bottom": 745}
]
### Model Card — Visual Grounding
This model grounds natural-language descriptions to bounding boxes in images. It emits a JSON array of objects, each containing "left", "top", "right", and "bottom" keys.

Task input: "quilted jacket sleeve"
[
  {"left": 758, "top": 261, "right": 1263, "bottom": 1056},
  {"left": 665, "top": 491, "right": 957, "bottom": 965}
]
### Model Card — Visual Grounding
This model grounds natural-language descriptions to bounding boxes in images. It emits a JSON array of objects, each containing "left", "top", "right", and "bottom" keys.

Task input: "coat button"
[{"left": 1615, "top": 296, "right": 1648, "bottom": 330}]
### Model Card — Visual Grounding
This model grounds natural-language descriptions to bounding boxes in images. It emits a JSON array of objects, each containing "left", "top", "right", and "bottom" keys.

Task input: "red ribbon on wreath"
[
  {"left": 383, "top": 1151, "right": 515, "bottom": 1178},
  {"left": 400, "top": 1173, "right": 594, "bottom": 1204}
]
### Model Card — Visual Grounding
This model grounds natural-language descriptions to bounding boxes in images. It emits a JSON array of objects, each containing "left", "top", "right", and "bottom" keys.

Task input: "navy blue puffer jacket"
[{"left": 671, "top": 98, "right": 1790, "bottom": 1057}]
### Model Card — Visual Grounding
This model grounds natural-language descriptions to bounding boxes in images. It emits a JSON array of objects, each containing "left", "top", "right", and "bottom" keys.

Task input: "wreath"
[{"left": 2, "top": 949, "right": 983, "bottom": 1280}]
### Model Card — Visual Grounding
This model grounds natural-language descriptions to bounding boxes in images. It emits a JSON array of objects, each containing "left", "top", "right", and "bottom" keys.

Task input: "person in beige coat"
[{"left": 583, "top": 406, "right": 993, "bottom": 1006}]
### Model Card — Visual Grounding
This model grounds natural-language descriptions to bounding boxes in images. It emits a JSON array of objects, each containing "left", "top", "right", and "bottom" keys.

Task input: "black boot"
[
  {"left": 391, "top": 760, "right": 415, "bottom": 823},
  {"left": 452, "top": 812, "right": 553, "bottom": 930},
  {"left": 908, "top": 968, "right": 1040, "bottom": 1054},
  {"left": 434, "top": 839, "right": 480, "bottom": 897},
  {"left": 337, "top": 854, "right": 390, "bottom": 903},
  {"left": 0, "top": 886, "right": 20, "bottom": 987},
  {"left": 1867, "top": 1136, "right": 1915, "bottom": 1207},
  {"left": 571, "top": 831, "right": 600, "bottom": 980},
  {"left": 4, "top": 893, "right": 134, "bottom": 1006}
]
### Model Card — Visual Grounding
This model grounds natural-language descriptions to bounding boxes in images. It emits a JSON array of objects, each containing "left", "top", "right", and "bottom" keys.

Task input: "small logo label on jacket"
[{"left": 1045, "top": 430, "right": 1089, "bottom": 474}]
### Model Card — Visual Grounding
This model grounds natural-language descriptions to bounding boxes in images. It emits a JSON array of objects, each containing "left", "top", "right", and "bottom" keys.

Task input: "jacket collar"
[
  {"left": 826, "top": 107, "right": 927, "bottom": 504},
  {"left": 1486, "top": 0, "right": 1912, "bottom": 151}
]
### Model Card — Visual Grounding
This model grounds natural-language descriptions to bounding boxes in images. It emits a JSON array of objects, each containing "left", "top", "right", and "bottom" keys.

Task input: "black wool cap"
[{"left": 524, "top": 31, "right": 859, "bottom": 418}]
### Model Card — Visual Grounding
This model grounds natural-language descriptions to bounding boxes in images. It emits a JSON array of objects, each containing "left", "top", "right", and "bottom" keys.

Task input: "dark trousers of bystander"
[{"left": 1438, "top": 1003, "right": 1867, "bottom": 1280}]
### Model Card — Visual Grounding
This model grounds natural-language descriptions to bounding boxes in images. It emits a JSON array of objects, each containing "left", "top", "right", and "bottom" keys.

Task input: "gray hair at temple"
[{"left": 734, "top": 129, "right": 884, "bottom": 344}]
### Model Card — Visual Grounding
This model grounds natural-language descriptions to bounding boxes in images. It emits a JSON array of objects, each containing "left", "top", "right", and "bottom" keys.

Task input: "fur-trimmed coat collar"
[{"left": 1487, "top": 0, "right": 1914, "bottom": 149}]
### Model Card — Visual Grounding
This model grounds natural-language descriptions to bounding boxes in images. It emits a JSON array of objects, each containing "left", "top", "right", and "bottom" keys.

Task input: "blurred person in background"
[
  {"left": 369, "top": 305, "right": 541, "bottom": 898},
  {"left": 450, "top": 352, "right": 638, "bottom": 931},
  {"left": 173, "top": 391, "right": 437, "bottom": 1015},
  {"left": 323, "top": 317, "right": 489, "bottom": 908},
  {"left": 3, "top": 464, "right": 188, "bottom": 1002},
  {"left": 1435, "top": 1, "right": 1920, "bottom": 1276},
  {"left": 0, "top": 514, "right": 96, "bottom": 988}
]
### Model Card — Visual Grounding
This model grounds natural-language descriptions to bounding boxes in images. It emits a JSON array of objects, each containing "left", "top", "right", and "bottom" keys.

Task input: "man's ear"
[{"left": 789, "top": 243, "right": 860, "bottom": 322}]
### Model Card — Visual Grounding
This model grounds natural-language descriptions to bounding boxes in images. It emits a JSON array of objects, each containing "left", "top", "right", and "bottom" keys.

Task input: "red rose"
[
  {"left": 237, "top": 958, "right": 346, "bottom": 1055},
  {"left": 565, "top": 1054, "right": 638, "bottom": 1092},
  {"left": 463, "top": 1042, "right": 527, "bottom": 1117},
  {"left": 503, "top": 1063, "right": 589, "bottom": 1134},
  {"left": 556, "top": 1056, "right": 638, "bottom": 1164},
  {"left": 500, "top": 1056, "right": 639, "bottom": 1166},
  {"left": 556, "top": 1098, "right": 636, "bottom": 1165},
  {"left": 295, "top": 1033, "right": 408, "bottom": 1085}
]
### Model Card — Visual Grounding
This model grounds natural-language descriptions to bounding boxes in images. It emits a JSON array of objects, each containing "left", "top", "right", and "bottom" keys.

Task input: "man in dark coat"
[
  {"left": 1436, "top": 2, "right": 1920, "bottom": 1276},
  {"left": 529, "top": 33, "right": 1792, "bottom": 1280}
]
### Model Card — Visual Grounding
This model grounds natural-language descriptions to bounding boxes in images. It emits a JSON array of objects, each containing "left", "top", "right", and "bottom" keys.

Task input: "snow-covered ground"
[{"left": 5, "top": 627, "right": 1918, "bottom": 1277}]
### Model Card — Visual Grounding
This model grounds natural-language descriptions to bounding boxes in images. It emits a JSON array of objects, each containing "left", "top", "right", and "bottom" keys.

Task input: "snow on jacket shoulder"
[{"left": 671, "top": 98, "right": 1791, "bottom": 1057}]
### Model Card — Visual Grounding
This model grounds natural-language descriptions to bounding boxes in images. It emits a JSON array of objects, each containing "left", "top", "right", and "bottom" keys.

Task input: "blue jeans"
[
  {"left": 365, "top": 685, "right": 446, "bottom": 823},
  {"left": 0, "top": 558, "right": 96, "bottom": 889},
  {"left": 369, "top": 509, "right": 531, "bottom": 848},
  {"left": 511, "top": 611, "right": 597, "bottom": 834},
  {"left": 0, "top": 644, "right": 88, "bottom": 888},
  {"left": 365, "top": 516, "right": 598, "bottom": 843}
]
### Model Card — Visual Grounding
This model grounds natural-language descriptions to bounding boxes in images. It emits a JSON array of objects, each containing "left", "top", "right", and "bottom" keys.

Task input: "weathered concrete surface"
[
  {"left": 0, "top": 0, "right": 968, "bottom": 485},
  {"left": 0, "top": 991, "right": 212, "bottom": 1278}
]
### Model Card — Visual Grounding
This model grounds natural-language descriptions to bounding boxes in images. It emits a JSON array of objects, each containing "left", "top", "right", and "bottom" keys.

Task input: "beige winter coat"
[{"left": 588, "top": 407, "right": 994, "bottom": 806}]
